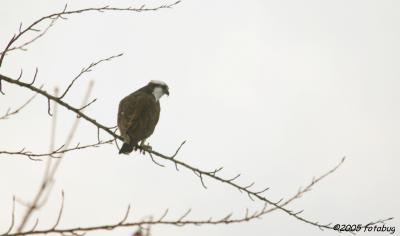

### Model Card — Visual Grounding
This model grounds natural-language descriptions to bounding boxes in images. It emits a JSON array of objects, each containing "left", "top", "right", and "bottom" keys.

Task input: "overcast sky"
[{"left": 0, "top": 0, "right": 399, "bottom": 235}]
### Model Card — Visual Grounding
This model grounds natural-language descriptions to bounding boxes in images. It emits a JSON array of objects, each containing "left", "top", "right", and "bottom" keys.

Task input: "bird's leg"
[{"left": 138, "top": 139, "right": 152, "bottom": 155}]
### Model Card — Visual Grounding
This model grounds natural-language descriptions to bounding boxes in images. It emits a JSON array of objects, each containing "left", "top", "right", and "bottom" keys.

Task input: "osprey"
[{"left": 118, "top": 80, "right": 169, "bottom": 154}]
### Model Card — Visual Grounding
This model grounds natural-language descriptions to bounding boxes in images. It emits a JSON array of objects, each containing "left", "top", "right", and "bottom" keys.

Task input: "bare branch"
[
  {"left": 118, "top": 205, "right": 131, "bottom": 225},
  {"left": 148, "top": 152, "right": 165, "bottom": 167},
  {"left": 16, "top": 83, "right": 93, "bottom": 233},
  {"left": 78, "top": 98, "right": 97, "bottom": 111},
  {"left": 254, "top": 186, "right": 270, "bottom": 195},
  {"left": 0, "top": 139, "right": 113, "bottom": 160},
  {"left": 170, "top": 140, "right": 186, "bottom": 159},
  {"left": 47, "top": 98, "right": 52, "bottom": 116},
  {"left": 26, "top": 218, "right": 39, "bottom": 233},
  {"left": 0, "top": 79, "right": 4, "bottom": 95},
  {"left": 0, "top": 1, "right": 181, "bottom": 69},
  {"left": 10, "top": 197, "right": 390, "bottom": 236},
  {"left": 51, "top": 191, "right": 65, "bottom": 229},
  {"left": 59, "top": 54, "right": 123, "bottom": 99},
  {"left": 16, "top": 69, "right": 23, "bottom": 81},
  {"left": 0, "top": 71, "right": 373, "bottom": 231},
  {"left": 29, "top": 68, "right": 38, "bottom": 86},
  {"left": 0, "top": 18, "right": 58, "bottom": 55},
  {"left": 228, "top": 174, "right": 241, "bottom": 182},
  {"left": 0, "top": 34, "right": 16, "bottom": 68},
  {"left": 158, "top": 209, "right": 169, "bottom": 221},
  {"left": 2, "top": 196, "right": 16, "bottom": 235},
  {"left": 177, "top": 209, "right": 191, "bottom": 222},
  {"left": 0, "top": 90, "right": 39, "bottom": 120}
]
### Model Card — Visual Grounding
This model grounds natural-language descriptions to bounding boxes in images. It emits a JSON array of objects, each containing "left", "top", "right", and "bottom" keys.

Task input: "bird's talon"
[
  {"left": 138, "top": 144, "right": 152, "bottom": 155},
  {"left": 145, "top": 143, "right": 153, "bottom": 151}
]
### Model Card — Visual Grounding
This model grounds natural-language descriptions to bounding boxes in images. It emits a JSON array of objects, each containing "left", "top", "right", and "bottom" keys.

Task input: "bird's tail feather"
[{"left": 119, "top": 143, "right": 134, "bottom": 154}]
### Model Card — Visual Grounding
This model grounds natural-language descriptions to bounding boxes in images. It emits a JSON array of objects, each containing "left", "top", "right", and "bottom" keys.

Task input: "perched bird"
[{"left": 118, "top": 80, "right": 169, "bottom": 154}]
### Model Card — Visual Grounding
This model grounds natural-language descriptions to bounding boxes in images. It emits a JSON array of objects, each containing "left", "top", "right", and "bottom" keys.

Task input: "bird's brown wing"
[{"left": 117, "top": 91, "right": 152, "bottom": 142}]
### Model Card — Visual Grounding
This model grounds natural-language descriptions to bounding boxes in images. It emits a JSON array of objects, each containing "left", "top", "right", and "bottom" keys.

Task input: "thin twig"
[
  {"left": 0, "top": 1, "right": 181, "bottom": 69},
  {"left": 0, "top": 139, "right": 113, "bottom": 160},
  {"left": 59, "top": 54, "right": 123, "bottom": 99},
  {"left": 16, "top": 83, "right": 94, "bottom": 233},
  {"left": 0, "top": 17, "right": 58, "bottom": 55},
  {"left": 0, "top": 91, "right": 39, "bottom": 120},
  {"left": 51, "top": 191, "right": 65, "bottom": 229}
]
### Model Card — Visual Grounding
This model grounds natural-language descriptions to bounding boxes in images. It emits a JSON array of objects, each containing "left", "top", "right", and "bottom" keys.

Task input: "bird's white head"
[{"left": 148, "top": 80, "right": 169, "bottom": 101}]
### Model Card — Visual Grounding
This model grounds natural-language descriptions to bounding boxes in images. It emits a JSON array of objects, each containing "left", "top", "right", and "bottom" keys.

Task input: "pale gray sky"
[{"left": 0, "top": 0, "right": 399, "bottom": 235}]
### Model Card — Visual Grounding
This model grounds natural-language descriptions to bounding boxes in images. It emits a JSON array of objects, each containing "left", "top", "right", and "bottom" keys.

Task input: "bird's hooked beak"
[{"left": 164, "top": 87, "right": 170, "bottom": 96}]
